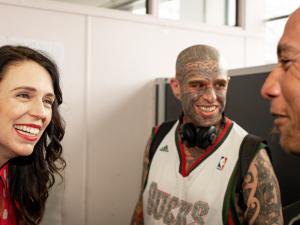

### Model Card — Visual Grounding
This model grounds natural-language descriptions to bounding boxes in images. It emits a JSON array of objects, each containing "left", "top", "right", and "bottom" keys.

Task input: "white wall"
[
  {"left": 180, "top": 0, "right": 205, "bottom": 22},
  {"left": 0, "top": 0, "right": 265, "bottom": 224}
]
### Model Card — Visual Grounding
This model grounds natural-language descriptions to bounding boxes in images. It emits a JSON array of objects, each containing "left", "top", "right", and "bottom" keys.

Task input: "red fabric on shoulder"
[{"left": 0, "top": 163, "right": 17, "bottom": 225}]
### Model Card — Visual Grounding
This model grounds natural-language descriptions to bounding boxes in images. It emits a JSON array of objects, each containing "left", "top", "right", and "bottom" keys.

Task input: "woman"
[{"left": 0, "top": 45, "right": 66, "bottom": 225}]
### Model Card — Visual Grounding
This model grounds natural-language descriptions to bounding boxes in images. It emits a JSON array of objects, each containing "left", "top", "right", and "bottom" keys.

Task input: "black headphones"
[{"left": 180, "top": 123, "right": 217, "bottom": 149}]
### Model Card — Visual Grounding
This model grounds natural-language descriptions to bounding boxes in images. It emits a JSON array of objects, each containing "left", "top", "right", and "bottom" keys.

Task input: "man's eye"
[
  {"left": 215, "top": 82, "right": 227, "bottom": 89},
  {"left": 190, "top": 83, "right": 205, "bottom": 88},
  {"left": 280, "top": 59, "right": 292, "bottom": 70}
]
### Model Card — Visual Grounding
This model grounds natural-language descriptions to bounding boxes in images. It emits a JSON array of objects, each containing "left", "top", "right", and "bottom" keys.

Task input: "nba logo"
[{"left": 217, "top": 156, "right": 228, "bottom": 170}]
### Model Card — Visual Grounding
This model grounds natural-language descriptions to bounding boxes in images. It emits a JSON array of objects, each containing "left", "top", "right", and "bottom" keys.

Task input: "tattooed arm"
[
  {"left": 130, "top": 136, "right": 152, "bottom": 225},
  {"left": 241, "top": 148, "right": 283, "bottom": 225},
  {"left": 131, "top": 195, "right": 144, "bottom": 225}
]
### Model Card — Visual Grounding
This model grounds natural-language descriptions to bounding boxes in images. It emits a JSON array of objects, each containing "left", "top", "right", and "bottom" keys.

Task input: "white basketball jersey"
[{"left": 143, "top": 119, "right": 247, "bottom": 225}]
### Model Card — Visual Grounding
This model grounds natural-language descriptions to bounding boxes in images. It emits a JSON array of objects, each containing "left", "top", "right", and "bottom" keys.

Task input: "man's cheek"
[
  {"left": 217, "top": 94, "right": 226, "bottom": 111},
  {"left": 181, "top": 92, "right": 199, "bottom": 109}
]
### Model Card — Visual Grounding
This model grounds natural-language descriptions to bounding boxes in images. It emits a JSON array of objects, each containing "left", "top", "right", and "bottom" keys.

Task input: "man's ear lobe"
[{"left": 169, "top": 78, "right": 181, "bottom": 100}]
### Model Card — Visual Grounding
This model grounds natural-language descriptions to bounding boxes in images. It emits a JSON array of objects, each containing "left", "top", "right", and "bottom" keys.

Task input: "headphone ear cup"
[
  {"left": 181, "top": 123, "right": 197, "bottom": 147},
  {"left": 196, "top": 126, "right": 217, "bottom": 149}
]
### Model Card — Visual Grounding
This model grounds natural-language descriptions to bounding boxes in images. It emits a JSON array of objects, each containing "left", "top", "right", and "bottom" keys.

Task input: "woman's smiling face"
[{"left": 0, "top": 60, "right": 54, "bottom": 164}]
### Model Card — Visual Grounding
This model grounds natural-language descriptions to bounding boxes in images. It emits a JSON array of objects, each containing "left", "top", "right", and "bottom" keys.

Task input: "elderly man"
[
  {"left": 261, "top": 7, "right": 300, "bottom": 156},
  {"left": 132, "top": 44, "right": 283, "bottom": 225}
]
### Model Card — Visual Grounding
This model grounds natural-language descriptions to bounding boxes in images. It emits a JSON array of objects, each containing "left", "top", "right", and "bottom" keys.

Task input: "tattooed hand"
[{"left": 242, "top": 149, "right": 283, "bottom": 225}]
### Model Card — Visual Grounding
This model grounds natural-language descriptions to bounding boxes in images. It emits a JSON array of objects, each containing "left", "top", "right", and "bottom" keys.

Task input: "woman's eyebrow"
[{"left": 11, "top": 86, "right": 55, "bottom": 97}]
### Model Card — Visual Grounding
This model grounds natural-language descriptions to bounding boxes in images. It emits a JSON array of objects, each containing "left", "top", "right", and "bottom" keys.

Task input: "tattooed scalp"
[{"left": 175, "top": 44, "right": 227, "bottom": 82}]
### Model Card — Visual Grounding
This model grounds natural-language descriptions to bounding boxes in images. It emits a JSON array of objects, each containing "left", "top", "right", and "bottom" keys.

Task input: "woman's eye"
[
  {"left": 16, "top": 93, "right": 30, "bottom": 99},
  {"left": 43, "top": 99, "right": 54, "bottom": 107}
]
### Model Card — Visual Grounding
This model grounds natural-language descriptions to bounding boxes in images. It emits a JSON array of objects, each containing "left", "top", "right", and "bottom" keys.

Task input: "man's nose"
[
  {"left": 203, "top": 87, "right": 217, "bottom": 102},
  {"left": 261, "top": 68, "right": 281, "bottom": 100}
]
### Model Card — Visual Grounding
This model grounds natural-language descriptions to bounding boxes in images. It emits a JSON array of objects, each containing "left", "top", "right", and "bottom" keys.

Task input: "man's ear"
[{"left": 169, "top": 78, "right": 181, "bottom": 100}]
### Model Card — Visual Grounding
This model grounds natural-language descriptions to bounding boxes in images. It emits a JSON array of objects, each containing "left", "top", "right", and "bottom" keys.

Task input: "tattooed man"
[
  {"left": 131, "top": 44, "right": 283, "bottom": 225},
  {"left": 261, "top": 7, "right": 300, "bottom": 156}
]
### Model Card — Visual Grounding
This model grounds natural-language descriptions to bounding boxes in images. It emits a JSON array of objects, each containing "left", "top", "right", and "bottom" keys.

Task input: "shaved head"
[{"left": 175, "top": 45, "right": 227, "bottom": 82}]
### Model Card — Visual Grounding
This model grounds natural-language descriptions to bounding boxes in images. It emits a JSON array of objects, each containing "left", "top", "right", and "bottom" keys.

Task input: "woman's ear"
[{"left": 169, "top": 78, "right": 181, "bottom": 100}]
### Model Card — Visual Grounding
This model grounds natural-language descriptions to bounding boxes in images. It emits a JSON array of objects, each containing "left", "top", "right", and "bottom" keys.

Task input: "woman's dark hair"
[{"left": 0, "top": 45, "right": 66, "bottom": 225}]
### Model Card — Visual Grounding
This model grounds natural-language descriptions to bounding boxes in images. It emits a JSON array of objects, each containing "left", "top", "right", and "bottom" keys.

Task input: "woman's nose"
[{"left": 29, "top": 99, "right": 47, "bottom": 121}]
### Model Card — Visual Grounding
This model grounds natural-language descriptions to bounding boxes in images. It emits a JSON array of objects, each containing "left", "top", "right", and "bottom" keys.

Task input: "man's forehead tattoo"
[
  {"left": 182, "top": 61, "right": 221, "bottom": 80},
  {"left": 176, "top": 45, "right": 226, "bottom": 81}
]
